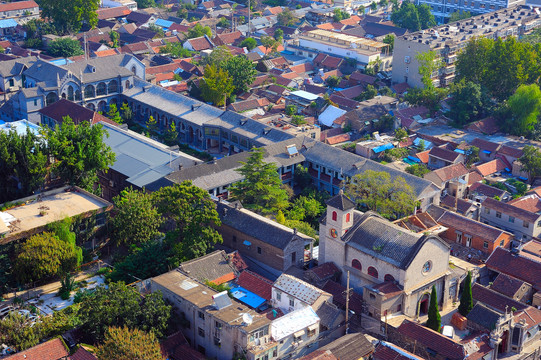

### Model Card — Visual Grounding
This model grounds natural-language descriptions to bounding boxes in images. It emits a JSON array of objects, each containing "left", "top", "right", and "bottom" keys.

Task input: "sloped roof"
[
  {"left": 482, "top": 197, "right": 540, "bottom": 223},
  {"left": 6, "top": 338, "right": 68, "bottom": 360},
  {"left": 508, "top": 194, "right": 541, "bottom": 213},
  {"left": 435, "top": 209, "right": 507, "bottom": 242},
  {"left": 39, "top": 99, "right": 116, "bottom": 126},
  {"left": 305, "top": 262, "right": 341, "bottom": 282},
  {"left": 318, "top": 105, "right": 347, "bottom": 127},
  {"left": 472, "top": 282, "right": 527, "bottom": 313},
  {"left": 466, "top": 303, "right": 501, "bottom": 331},
  {"left": 470, "top": 138, "right": 500, "bottom": 153},
  {"left": 373, "top": 341, "right": 423, "bottom": 360},
  {"left": 473, "top": 159, "right": 508, "bottom": 177},
  {"left": 428, "top": 162, "right": 468, "bottom": 183},
  {"left": 274, "top": 273, "right": 328, "bottom": 305},
  {"left": 322, "top": 280, "right": 363, "bottom": 314},
  {"left": 186, "top": 35, "right": 214, "bottom": 51},
  {"left": 485, "top": 247, "right": 541, "bottom": 290},
  {"left": 178, "top": 250, "right": 239, "bottom": 285},
  {"left": 0, "top": 0, "right": 37, "bottom": 12},
  {"left": 491, "top": 273, "right": 528, "bottom": 298},
  {"left": 429, "top": 146, "right": 462, "bottom": 163},
  {"left": 321, "top": 333, "right": 374, "bottom": 359},
  {"left": 326, "top": 191, "right": 355, "bottom": 211},
  {"left": 237, "top": 270, "right": 274, "bottom": 300},
  {"left": 469, "top": 182, "right": 506, "bottom": 199}
]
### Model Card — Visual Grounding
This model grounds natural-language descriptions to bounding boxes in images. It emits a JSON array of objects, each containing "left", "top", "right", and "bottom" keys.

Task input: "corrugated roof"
[
  {"left": 270, "top": 306, "right": 319, "bottom": 341},
  {"left": 274, "top": 273, "right": 327, "bottom": 305}
]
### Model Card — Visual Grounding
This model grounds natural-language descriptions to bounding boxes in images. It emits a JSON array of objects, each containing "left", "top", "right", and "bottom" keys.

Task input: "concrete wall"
[
  {"left": 391, "top": 37, "right": 431, "bottom": 88},
  {"left": 480, "top": 205, "right": 541, "bottom": 241},
  {"left": 439, "top": 225, "right": 512, "bottom": 255}
]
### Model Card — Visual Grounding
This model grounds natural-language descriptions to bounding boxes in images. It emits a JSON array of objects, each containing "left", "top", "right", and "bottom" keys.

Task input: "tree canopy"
[
  {"left": 159, "top": 41, "right": 193, "bottom": 58},
  {"left": 97, "top": 326, "right": 164, "bottom": 360},
  {"left": 78, "top": 282, "right": 171, "bottom": 343},
  {"left": 48, "top": 38, "right": 84, "bottom": 58},
  {"left": 502, "top": 84, "right": 541, "bottom": 137},
  {"left": 391, "top": 1, "right": 435, "bottom": 31},
  {"left": 230, "top": 147, "right": 290, "bottom": 214},
  {"left": 223, "top": 56, "right": 257, "bottom": 95},
  {"left": 426, "top": 285, "right": 441, "bottom": 332},
  {"left": 458, "top": 271, "right": 473, "bottom": 317},
  {"left": 520, "top": 145, "right": 541, "bottom": 179},
  {"left": 449, "top": 10, "right": 471, "bottom": 22},
  {"left": 45, "top": 117, "right": 115, "bottom": 193},
  {"left": 277, "top": 8, "right": 298, "bottom": 26},
  {"left": 240, "top": 37, "right": 257, "bottom": 50},
  {"left": 40, "top": 0, "right": 99, "bottom": 34},
  {"left": 346, "top": 170, "right": 417, "bottom": 220},
  {"left": 200, "top": 64, "right": 234, "bottom": 107},
  {"left": 448, "top": 79, "right": 487, "bottom": 126},
  {"left": 186, "top": 23, "right": 212, "bottom": 39}
]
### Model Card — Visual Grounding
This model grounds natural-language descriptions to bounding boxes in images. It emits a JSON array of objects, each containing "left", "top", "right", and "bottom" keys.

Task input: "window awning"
[
  {"left": 293, "top": 330, "right": 305, "bottom": 338},
  {"left": 243, "top": 240, "right": 251, "bottom": 246},
  {"left": 307, "top": 324, "right": 319, "bottom": 332}
]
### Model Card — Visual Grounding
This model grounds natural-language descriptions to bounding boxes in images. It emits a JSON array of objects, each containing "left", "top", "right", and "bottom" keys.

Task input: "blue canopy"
[
  {"left": 154, "top": 19, "right": 173, "bottom": 29},
  {"left": 230, "top": 286, "right": 266, "bottom": 309},
  {"left": 373, "top": 143, "right": 394, "bottom": 154},
  {"left": 483, "top": 150, "right": 492, "bottom": 154},
  {"left": 454, "top": 149, "right": 465, "bottom": 154},
  {"left": 407, "top": 155, "right": 421, "bottom": 163}
]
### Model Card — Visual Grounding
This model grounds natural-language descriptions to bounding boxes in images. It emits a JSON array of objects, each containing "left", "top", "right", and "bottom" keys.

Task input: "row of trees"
[{"left": 0, "top": 117, "right": 114, "bottom": 203}]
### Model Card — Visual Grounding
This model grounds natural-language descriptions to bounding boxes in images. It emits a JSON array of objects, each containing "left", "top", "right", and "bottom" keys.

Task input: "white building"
[
  {"left": 101, "top": 0, "right": 137, "bottom": 10},
  {"left": 271, "top": 274, "right": 333, "bottom": 314},
  {"left": 270, "top": 306, "right": 320, "bottom": 359}
]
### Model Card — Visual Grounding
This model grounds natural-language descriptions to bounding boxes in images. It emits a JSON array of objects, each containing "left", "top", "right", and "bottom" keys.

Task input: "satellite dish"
[{"left": 242, "top": 313, "right": 253, "bottom": 325}]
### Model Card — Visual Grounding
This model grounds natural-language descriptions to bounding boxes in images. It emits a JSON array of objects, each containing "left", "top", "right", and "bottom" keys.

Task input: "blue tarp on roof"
[
  {"left": 413, "top": 138, "right": 433, "bottom": 149},
  {"left": 243, "top": 240, "right": 251, "bottom": 246},
  {"left": 0, "top": 19, "right": 17, "bottom": 29},
  {"left": 230, "top": 286, "right": 266, "bottom": 309},
  {"left": 519, "top": 176, "right": 528, "bottom": 181},
  {"left": 154, "top": 19, "right": 174, "bottom": 28},
  {"left": 483, "top": 150, "right": 492, "bottom": 154},
  {"left": 373, "top": 143, "right": 394, "bottom": 154},
  {"left": 454, "top": 149, "right": 465, "bottom": 154},
  {"left": 407, "top": 155, "right": 421, "bottom": 163},
  {"left": 505, "top": 168, "right": 511, "bottom": 172}
]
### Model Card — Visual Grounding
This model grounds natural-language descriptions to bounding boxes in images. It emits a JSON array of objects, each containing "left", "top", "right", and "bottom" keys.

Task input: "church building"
[{"left": 319, "top": 191, "right": 454, "bottom": 319}]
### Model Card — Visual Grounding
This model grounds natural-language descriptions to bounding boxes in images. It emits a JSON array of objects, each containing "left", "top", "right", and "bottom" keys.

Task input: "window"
[
  {"left": 524, "top": 221, "right": 530, "bottom": 228},
  {"left": 384, "top": 274, "right": 395, "bottom": 282},
  {"left": 352, "top": 259, "right": 362, "bottom": 270},
  {"left": 198, "top": 311, "right": 205, "bottom": 320},
  {"left": 332, "top": 211, "right": 337, "bottom": 221},
  {"left": 291, "top": 252, "right": 296, "bottom": 263},
  {"left": 422, "top": 261, "right": 432, "bottom": 273},
  {"left": 198, "top": 345, "right": 205, "bottom": 355},
  {"left": 33, "top": 99, "right": 37, "bottom": 106},
  {"left": 509, "top": 216, "right": 515, "bottom": 223},
  {"left": 276, "top": 291, "right": 281, "bottom": 301},
  {"left": 369, "top": 293, "right": 376, "bottom": 299},
  {"left": 289, "top": 298, "right": 295, "bottom": 307},
  {"left": 483, "top": 241, "right": 489, "bottom": 249},
  {"left": 307, "top": 327, "right": 316, "bottom": 337},
  {"left": 214, "top": 336, "right": 221, "bottom": 347},
  {"left": 500, "top": 239, "right": 505, "bottom": 247},
  {"left": 346, "top": 213, "right": 350, "bottom": 222},
  {"left": 232, "top": 235, "right": 236, "bottom": 243},
  {"left": 485, "top": 207, "right": 490, "bottom": 214},
  {"left": 257, "top": 246, "right": 262, "bottom": 254},
  {"left": 84, "top": 85, "right": 95, "bottom": 98},
  {"left": 496, "top": 212, "right": 502, "bottom": 218},
  {"left": 9, "top": 79, "right": 14, "bottom": 87},
  {"left": 367, "top": 266, "right": 378, "bottom": 278},
  {"left": 538, "top": 220, "right": 541, "bottom": 227},
  {"left": 198, "top": 327, "right": 205, "bottom": 337},
  {"left": 108, "top": 80, "right": 118, "bottom": 93},
  {"left": 456, "top": 232, "right": 462, "bottom": 243},
  {"left": 96, "top": 82, "right": 107, "bottom": 96}
]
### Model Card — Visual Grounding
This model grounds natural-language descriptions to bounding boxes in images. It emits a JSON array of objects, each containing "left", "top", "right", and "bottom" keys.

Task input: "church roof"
[
  {"left": 342, "top": 212, "right": 448, "bottom": 270},
  {"left": 326, "top": 191, "right": 355, "bottom": 211}
]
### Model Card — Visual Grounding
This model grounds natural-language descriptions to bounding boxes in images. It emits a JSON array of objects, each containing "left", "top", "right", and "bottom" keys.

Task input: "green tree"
[
  {"left": 152, "top": 182, "right": 223, "bottom": 261},
  {"left": 416, "top": 50, "right": 443, "bottom": 89},
  {"left": 274, "top": 28, "right": 284, "bottom": 41},
  {"left": 346, "top": 170, "right": 417, "bottom": 220},
  {"left": 200, "top": 64, "right": 234, "bottom": 107},
  {"left": 417, "top": 4, "right": 436, "bottom": 29},
  {"left": 217, "top": 17, "right": 230, "bottom": 28},
  {"left": 78, "top": 282, "right": 171, "bottom": 343},
  {"left": 15, "top": 232, "right": 77, "bottom": 283},
  {"left": 109, "top": 31, "right": 119, "bottom": 48},
  {"left": 391, "top": 2, "right": 420, "bottom": 31},
  {"left": 277, "top": 8, "right": 298, "bottom": 26},
  {"left": 458, "top": 271, "right": 473, "bottom": 317},
  {"left": 48, "top": 38, "right": 84, "bottom": 58},
  {"left": 449, "top": 10, "right": 471, "bottom": 22},
  {"left": 223, "top": 56, "right": 257, "bottom": 95},
  {"left": 520, "top": 145, "right": 541, "bottom": 179},
  {"left": 48, "top": 217, "right": 83, "bottom": 267},
  {"left": 201, "top": 46, "right": 233, "bottom": 67},
  {"left": 240, "top": 37, "right": 257, "bottom": 50},
  {"left": 111, "top": 188, "right": 163, "bottom": 246},
  {"left": 404, "top": 87, "right": 448, "bottom": 115},
  {"left": 276, "top": 210, "right": 286, "bottom": 224},
  {"left": 146, "top": 115, "right": 158, "bottom": 136},
  {"left": 40, "top": 0, "right": 99, "bottom": 34},
  {"left": 426, "top": 285, "right": 441, "bottom": 332},
  {"left": 405, "top": 163, "right": 430, "bottom": 177},
  {"left": 383, "top": 34, "right": 395, "bottom": 52},
  {"left": 294, "top": 165, "right": 313, "bottom": 189},
  {"left": 45, "top": 117, "right": 115, "bottom": 192},
  {"left": 0, "top": 312, "right": 40, "bottom": 351},
  {"left": 120, "top": 102, "right": 133, "bottom": 123},
  {"left": 465, "top": 146, "right": 480, "bottom": 168},
  {"left": 394, "top": 128, "right": 408, "bottom": 143},
  {"left": 163, "top": 121, "right": 178, "bottom": 146},
  {"left": 325, "top": 75, "right": 341, "bottom": 88},
  {"left": 159, "top": 41, "right": 193, "bottom": 58},
  {"left": 187, "top": 23, "right": 212, "bottom": 39},
  {"left": 358, "top": 5, "right": 366, "bottom": 14},
  {"left": 260, "top": 36, "right": 279, "bottom": 55},
  {"left": 448, "top": 79, "right": 486, "bottom": 126},
  {"left": 107, "top": 242, "right": 171, "bottom": 283},
  {"left": 285, "top": 105, "right": 297, "bottom": 115},
  {"left": 371, "top": 1, "right": 378, "bottom": 11},
  {"left": 107, "top": 103, "right": 123, "bottom": 124},
  {"left": 455, "top": 37, "right": 493, "bottom": 88},
  {"left": 503, "top": 84, "right": 541, "bottom": 137},
  {"left": 0, "top": 128, "right": 48, "bottom": 203},
  {"left": 136, "top": 0, "right": 157, "bottom": 8},
  {"left": 333, "top": 8, "right": 350, "bottom": 22},
  {"left": 97, "top": 326, "right": 164, "bottom": 360},
  {"left": 230, "top": 148, "right": 290, "bottom": 214}
]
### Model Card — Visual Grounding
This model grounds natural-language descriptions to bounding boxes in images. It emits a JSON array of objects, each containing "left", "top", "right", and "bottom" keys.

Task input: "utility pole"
[
  {"left": 248, "top": 0, "right": 251, "bottom": 35},
  {"left": 345, "top": 271, "right": 351, "bottom": 334}
]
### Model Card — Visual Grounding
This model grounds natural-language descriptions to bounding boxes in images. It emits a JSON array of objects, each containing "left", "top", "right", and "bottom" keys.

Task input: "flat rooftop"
[{"left": 0, "top": 187, "right": 111, "bottom": 243}]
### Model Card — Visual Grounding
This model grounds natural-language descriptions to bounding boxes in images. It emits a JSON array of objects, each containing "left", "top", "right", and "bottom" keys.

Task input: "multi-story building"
[
  {"left": 287, "top": 29, "right": 393, "bottom": 69},
  {"left": 416, "top": 0, "right": 525, "bottom": 22},
  {"left": 392, "top": 6, "right": 541, "bottom": 88},
  {"left": 0, "top": 0, "right": 39, "bottom": 23}
]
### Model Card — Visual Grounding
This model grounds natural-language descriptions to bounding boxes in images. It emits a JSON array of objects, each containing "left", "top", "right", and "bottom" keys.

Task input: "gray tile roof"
[
  {"left": 24, "top": 60, "right": 68, "bottom": 87},
  {"left": 216, "top": 200, "right": 314, "bottom": 250},
  {"left": 316, "top": 301, "right": 343, "bottom": 329},
  {"left": 100, "top": 122, "right": 201, "bottom": 188},
  {"left": 178, "top": 250, "right": 238, "bottom": 284},
  {"left": 0, "top": 56, "right": 37, "bottom": 78},
  {"left": 466, "top": 303, "right": 501, "bottom": 331},
  {"left": 326, "top": 191, "right": 355, "bottom": 211},
  {"left": 61, "top": 54, "right": 136, "bottom": 83},
  {"left": 343, "top": 212, "right": 448, "bottom": 270}
]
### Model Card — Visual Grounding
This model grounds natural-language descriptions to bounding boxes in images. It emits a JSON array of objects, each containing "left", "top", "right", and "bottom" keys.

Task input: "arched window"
[
  {"left": 346, "top": 213, "right": 351, "bottom": 222},
  {"left": 368, "top": 266, "right": 379, "bottom": 279},
  {"left": 96, "top": 82, "right": 107, "bottom": 96},
  {"left": 67, "top": 85, "right": 74, "bottom": 101},
  {"left": 86, "top": 103, "right": 96, "bottom": 111},
  {"left": 332, "top": 211, "right": 337, "bottom": 221},
  {"left": 97, "top": 101, "right": 107, "bottom": 113},
  {"left": 384, "top": 274, "right": 395, "bottom": 282},
  {"left": 46, "top": 92, "right": 57, "bottom": 106},
  {"left": 75, "top": 89, "right": 82, "bottom": 101},
  {"left": 84, "top": 85, "right": 95, "bottom": 98},
  {"left": 131, "top": 66, "right": 137, "bottom": 75},
  {"left": 352, "top": 259, "right": 361, "bottom": 270},
  {"left": 108, "top": 80, "right": 118, "bottom": 93},
  {"left": 125, "top": 80, "right": 131, "bottom": 89}
]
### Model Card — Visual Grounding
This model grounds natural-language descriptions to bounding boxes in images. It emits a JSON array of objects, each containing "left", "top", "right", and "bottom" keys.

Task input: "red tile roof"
[
  {"left": 97, "top": 6, "right": 131, "bottom": 20},
  {"left": 391, "top": 82, "right": 410, "bottom": 95},
  {"left": 395, "top": 106, "right": 428, "bottom": 128},
  {"left": 6, "top": 338, "right": 68, "bottom": 360},
  {"left": 349, "top": 71, "right": 377, "bottom": 85},
  {"left": 473, "top": 159, "right": 507, "bottom": 177},
  {"left": 370, "top": 281, "right": 403, "bottom": 299},
  {"left": 430, "top": 163, "right": 469, "bottom": 182},
  {"left": 329, "top": 94, "right": 359, "bottom": 110},
  {"left": 397, "top": 320, "right": 465, "bottom": 360},
  {"left": 335, "top": 85, "right": 365, "bottom": 100},
  {"left": 429, "top": 146, "right": 462, "bottom": 163},
  {"left": 94, "top": 48, "right": 120, "bottom": 57},
  {"left": 465, "top": 117, "right": 500, "bottom": 135},
  {"left": 237, "top": 270, "right": 273, "bottom": 300},
  {"left": 471, "top": 138, "right": 501, "bottom": 153},
  {"left": 0, "top": 0, "right": 38, "bottom": 12},
  {"left": 69, "top": 347, "right": 97, "bottom": 360},
  {"left": 227, "top": 250, "right": 248, "bottom": 272},
  {"left": 322, "top": 280, "right": 363, "bottom": 314},
  {"left": 437, "top": 209, "right": 507, "bottom": 242},
  {"left": 468, "top": 171, "right": 484, "bottom": 185},
  {"left": 187, "top": 36, "right": 214, "bottom": 51},
  {"left": 147, "top": 63, "right": 181, "bottom": 75},
  {"left": 414, "top": 150, "right": 430, "bottom": 164},
  {"left": 490, "top": 273, "right": 528, "bottom": 298},
  {"left": 212, "top": 272, "right": 236, "bottom": 285},
  {"left": 325, "top": 133, "right": 350, "bottom": 145},
  {"left": 472, "top": 283, "right": 527, "bottom": 313},
  {"left": 482, "top": 197, "right": 541, "bottom": 223},
  {"left": 289, "top": 63, "right": 314, "bottom": 74},
  {"left": 299, "top": 350, "right": 338, "bottom": 360},
  {"left": 520, "top": 239, "right": 541, "bottom": 261},
  {"left": 373, "top": 342, "right": 423, "bottom": 360},
  {"left": 497, "top": 145, "right": 523, "bottom": 159},
  {"left": 265, "top": 6, "right": 283, "bottom": 15},
  {"left": 39, "top": 99, "right": 117, "bottom": 127},
  {"left": 213, "top": 30, "right": 243, "bottom": 46},
  {"left": 486, "top": 247, "right": 541, "bottom": 290},
  {"left": 508, "top": 194, "right": 541, "bottom": 213},
  {"left": 307, "top": 262, "right": 341, "bottom": 281},
  {"left": 514, "top": 306, "right": 541, "bottom": 328}
]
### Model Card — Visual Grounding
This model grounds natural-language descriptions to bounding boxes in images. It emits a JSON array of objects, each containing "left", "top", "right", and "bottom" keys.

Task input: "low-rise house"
[
  {"left": 5, "top": 338, "right": 69, "bottom": 360},
  {"left": 472, "top": 158, "right": 509, "bottom": 177},
  {"left": 468, "top": 182, "right": 511, "bottom": 203},
  {"left": 215, "top": 200, "right": 314, "bottom": 276},
  {"left": 481, "top": 195, "right": 541, "bottom": 242},
  {"left": 0, "top": 186, "right": 112, "bottom": 245},
  {"left": 354, "top": 136, "right": 395, "bottom": 160},
  {"left": 183, "top": 35, "right": 215, "bottom": 51},
  {"left": 304, "top": 262, "right": 341, "bottom": 288},
  {"left": 428, "top": 145, "right": 464, "bottom": 169},
  {"left": 424, "top": 163, "right": 469, "bottom": 198},
  {"left": 178, "top": 250, "right": 240, "bottom": 285},
  {"left": 427, "top": 205, "right": 513, "bottom": 256},
  {"left": 373, "top": 341, "right": 422, "bottom": 360},
  {"left": 439, "top": 195, "right": 477, "bottom": 218},
  {"left": 39, "top": 99, "right": 117, "bottom": 128},
  {"left": 490, "top": 273, "right": 533, "bottom": 303},
  {"left": 271, "top": 273, "right": 333, "bottom": 314},
  {"left": 0, "top": 0, "right": 39, "bottom": 23},
  {"left": 299, "top": 333, "right": 374, "bottom": 360}
]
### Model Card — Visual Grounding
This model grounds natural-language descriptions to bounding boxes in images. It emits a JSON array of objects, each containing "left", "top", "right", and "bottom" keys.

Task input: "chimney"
[{"left": 293, "top": 228, "right": 297, "bottom": 235}]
